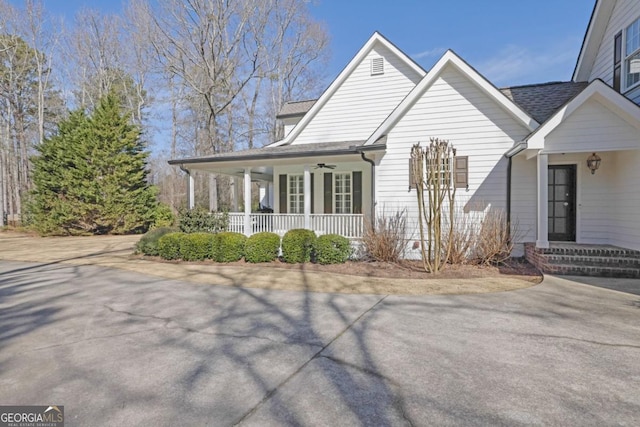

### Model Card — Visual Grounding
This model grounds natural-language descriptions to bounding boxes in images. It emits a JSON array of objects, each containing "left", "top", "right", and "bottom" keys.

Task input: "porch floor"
[{"left": 524, "top": 242, "right": 640, "bottom": 278}]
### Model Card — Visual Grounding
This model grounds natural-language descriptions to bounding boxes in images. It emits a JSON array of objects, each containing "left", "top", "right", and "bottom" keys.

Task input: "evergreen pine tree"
[{"left": 29, "top": 93, "right": 158, "bottom": 235}]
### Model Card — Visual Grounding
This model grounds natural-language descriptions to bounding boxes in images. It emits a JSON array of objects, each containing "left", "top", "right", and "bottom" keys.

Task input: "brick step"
[
  {"left": 542, "top": 264, "right": 640, "bottom": 279},
  {"left": 543, "top": 254, "right": 640, "bottom": 268},
  {"left": 535, "top": 247, "right": 640, "bottom": 258}
]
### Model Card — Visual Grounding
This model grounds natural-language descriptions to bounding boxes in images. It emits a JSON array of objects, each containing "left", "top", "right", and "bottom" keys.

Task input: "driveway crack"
[
  {"left": 523, "top": 333, "right": 640, "bottom": 349},
  {"left": 232, "top": 295, "right": 389, "bottom": 426}
]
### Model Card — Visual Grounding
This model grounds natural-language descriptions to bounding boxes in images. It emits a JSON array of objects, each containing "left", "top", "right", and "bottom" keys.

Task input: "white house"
[{"left": 170, "top": 0, "right": 640, "bottom": 275}]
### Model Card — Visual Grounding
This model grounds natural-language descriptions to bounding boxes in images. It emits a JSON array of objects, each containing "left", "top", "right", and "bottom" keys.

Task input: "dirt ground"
[
  {"left": 218, "top": 257, "right": 541, "bottom": 281},
  {"left": 0, "top": 230, "right": 542, "bottom": 295}
]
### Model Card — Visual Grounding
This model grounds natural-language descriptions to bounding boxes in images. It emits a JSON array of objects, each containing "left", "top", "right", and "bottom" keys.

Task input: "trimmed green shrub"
[
  {"left": 135, "top": 227, "right": 178, "bottom": 256},
  {"left": 245, "top": 232, "right": 280, "bottom": 263},
  {"left": 152, "top": 203, "right": 176, "bottom": 229},
  {"left": 216, "top": 232, "right": 247, "bottom": 262},
  {"left": 157, "top": 232, "right": 185, "bottom": 260},
  {"left": 282, "top": 229, "right": 316, "bottom": 263},
  {"left": 178, "top": 208, "right": 229, "bottom": 233},
  {"left": 313, "top": 234, "right": 352, "bottom": 265},
  {"left": 180, "top": 232, "right": 217, "bottom": 261}
]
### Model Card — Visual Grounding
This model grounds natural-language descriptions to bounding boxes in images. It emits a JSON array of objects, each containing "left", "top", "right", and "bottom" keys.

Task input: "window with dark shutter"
[
  {"left": 454, "top": 156, "right": 468, "bottom": 189},
  {"left": 279, "top": 174, "right": 287, "bottom": 213},
  {"left": 353, "top": 171, "right": 362, "bottom": 214},
  {"left": 323, "top": 173, "right": 332, "bottom": 214},
  {"left": 614, "top": 32, "right": 622, "bottom": 92}
]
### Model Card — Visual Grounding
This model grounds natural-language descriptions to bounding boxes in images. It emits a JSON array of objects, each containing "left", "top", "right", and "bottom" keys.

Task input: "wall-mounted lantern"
[{"left": 586, "top": 152, "right": 601, "bottom": 175}]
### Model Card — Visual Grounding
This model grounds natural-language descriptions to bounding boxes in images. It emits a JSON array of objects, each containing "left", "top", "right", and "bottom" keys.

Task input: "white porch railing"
[{"left": 227, "top": 213, "right": 364, "bottom": 238}]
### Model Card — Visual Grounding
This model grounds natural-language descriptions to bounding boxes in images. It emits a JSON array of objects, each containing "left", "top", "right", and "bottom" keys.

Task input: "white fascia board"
[
  {"left": 365, "top": 50, "right": 538, "bottom": 145},
  {"left": 573, "top": 0, "right": 616, "bottom": 82},
  {"left": 271, "top": 32, "right": 426, "bottom": 148},
  {"left": 527, "top": 79, "right": 640, "bottom": 148}
]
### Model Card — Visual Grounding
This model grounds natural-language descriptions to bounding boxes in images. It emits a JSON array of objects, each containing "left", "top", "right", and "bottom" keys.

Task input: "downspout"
[
  {"left": 358, "top": 151, "right": 376, "bottom": 219},
  {"left": 505, "top": 142, "right": 528, "bottom": 241},
  {"left": 179, "top": 164, "right": 194, "bottom": 210}
]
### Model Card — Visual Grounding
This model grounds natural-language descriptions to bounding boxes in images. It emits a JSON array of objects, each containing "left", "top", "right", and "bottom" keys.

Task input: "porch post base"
[{"left": 535, "top": 239, "right": 550, "bottom": 249}]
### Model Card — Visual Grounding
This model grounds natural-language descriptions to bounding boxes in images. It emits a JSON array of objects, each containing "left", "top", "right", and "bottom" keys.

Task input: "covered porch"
[
  {"left": 509, "top": 79, "right": 640, "bottom": 254},
  {"left": 168, "top": 140, "right": 384, "bottom": 238}
]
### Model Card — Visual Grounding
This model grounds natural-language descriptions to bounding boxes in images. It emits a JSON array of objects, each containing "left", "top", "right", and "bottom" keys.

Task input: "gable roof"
[
  {"left": 270, "top": 32, "right": 426, "bottom": 147},
  {"left": 365, "top": 50, "right": 539, "bottom": 145},
  {"left": 525, "top": 79, "right": 640, "bottom": 149},
  {"left": 501, "top": 81, "right": 589, "bottom": 123},
  {"left": 573, "top": 0, "right": 616, "bottom": 82},
  {"left": 276, "top": 100, "right": 317, "bottom": 119}
]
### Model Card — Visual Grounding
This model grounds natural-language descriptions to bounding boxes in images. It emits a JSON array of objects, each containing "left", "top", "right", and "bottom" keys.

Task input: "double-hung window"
[
  {"left": 334, "top": 173, "right": 352, "bottom": 214},
  {"left": 624, "top": 17, "right": 640, "bottom": 90},
  {"left": 288, "top": 174, "right": 304, "bottom": 214}
]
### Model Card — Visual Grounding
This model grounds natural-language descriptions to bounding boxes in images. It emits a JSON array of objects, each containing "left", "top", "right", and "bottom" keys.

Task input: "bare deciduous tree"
[{"left": 411, "top": 138, "right": 457, "bottom": 273}]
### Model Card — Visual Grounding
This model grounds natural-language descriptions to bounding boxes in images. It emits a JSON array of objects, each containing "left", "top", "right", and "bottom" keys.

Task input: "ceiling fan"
[{"left": 315, "top": 163, "right": 336, "bottom": 169}]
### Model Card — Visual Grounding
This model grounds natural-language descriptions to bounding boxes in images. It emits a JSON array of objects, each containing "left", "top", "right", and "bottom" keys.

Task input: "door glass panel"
[
  {"left": 554, "top": 202, "right": 567, "bottom": 217},
  {"left": 555, "top": 218, "right": 566, "bottom": 233},
  {"left": 554, "top": 186, "right": 566, "bottom": 200},
  {"left": 548, "top": 218, "right": 554, "bottom": 233},
  {"left": 555, "top": 170, "right": 567, "bottom": 184}
]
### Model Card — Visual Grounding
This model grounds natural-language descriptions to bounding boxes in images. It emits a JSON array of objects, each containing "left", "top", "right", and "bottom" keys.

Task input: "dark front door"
[{"left": 548, "top": 165, "right": 576, "bottom": 241}]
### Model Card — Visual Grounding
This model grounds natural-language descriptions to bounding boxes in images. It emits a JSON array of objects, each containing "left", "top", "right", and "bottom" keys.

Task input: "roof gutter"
[
  {"left": 505, "top": 142, "right": 528, "bottom": 158},
  {"left": 167, "top": 144, "right": 386, "bottom": 166}
]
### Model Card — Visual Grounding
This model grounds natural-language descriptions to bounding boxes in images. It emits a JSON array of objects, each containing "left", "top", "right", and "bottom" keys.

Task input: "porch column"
[
  {"left": 232, "top": 177, "right": 240, "bottom": 212},
  {"left": 304, "top": 165, "right": 311, "bottom": 229},
  {"left": 536, "top": 153, "right": 549, "bottom": 248},
  {"left": 209, "top": 175, "right": 218, "bottom": 212},
  {"left": 244, "top": 167, "right": 252, "bottom": 236},
  {"left": 187, "top": 171, "right": 195, "bottom": 210}
]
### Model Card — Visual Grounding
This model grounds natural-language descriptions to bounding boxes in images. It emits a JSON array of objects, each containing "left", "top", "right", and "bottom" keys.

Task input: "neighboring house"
[{"left": 169, "top": 0, "right": 640, "bottom": 267}]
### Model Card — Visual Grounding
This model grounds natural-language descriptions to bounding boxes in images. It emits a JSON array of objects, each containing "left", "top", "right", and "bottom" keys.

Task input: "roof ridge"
[
  {"left": 500, "top": 81, "right": 583, "bottom": 90},
  {"left": 282, "top": 99, "right": 318, "bottom": 105}
]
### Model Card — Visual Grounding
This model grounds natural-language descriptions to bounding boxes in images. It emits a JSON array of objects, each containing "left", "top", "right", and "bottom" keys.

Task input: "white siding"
[
  {"left": 292, "top": 43, "right": 421, "bottom": 145},
  {"left": 544, "top": 99, "right": 640, "bottom": 153},
  {"left": 511, "top": 151, "right": 640, "bottom": 250},
  {"left": 609, "top": 149, "right": 640, "bottom": 250},
  {"left": 510, "top": 155, "right": 537, "bottom": 254},
  {"left": 589, "top": 0, "right": 640, "bottom": 92},
  {"left": 376, "top": 65, "right": 531, "bottom": 258},
  {"left": 550, "top": 153, "right": 616, "bottom": 245}
]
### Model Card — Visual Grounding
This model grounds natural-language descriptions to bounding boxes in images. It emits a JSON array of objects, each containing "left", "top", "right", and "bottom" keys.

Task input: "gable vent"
[{"left": 370, "top": 57, "right": 384, "bottom": 75}]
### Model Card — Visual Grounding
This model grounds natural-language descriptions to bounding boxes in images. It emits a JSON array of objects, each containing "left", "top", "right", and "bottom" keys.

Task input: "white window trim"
[
  {"left": 426, "top": 157, "right": 453, "bottom": 189},
  {"left": 333, "top": 172, "right": 353, "bottom": 214},
  {"left": 623, "top": 16, "right": 640, "bottom": 93},
  {"left": 287, "top": 174, "right": 304, "bottom": 214}
]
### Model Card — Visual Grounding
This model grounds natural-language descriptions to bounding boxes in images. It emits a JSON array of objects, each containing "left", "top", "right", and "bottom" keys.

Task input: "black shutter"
[
  {"left": 310, "top": 173, "right": 315, "bottom": 213},
  {"left": 353, "top": 171, "right": 362, "bottom": 214},
  {"left": 454, "top": 156, "right": 468, "bottom": 189},
  {"left": 279, "top": 174, "right": 287, "bottom": 213},
  {"left": 323, "top": 172, "right": 333, "bottom": 214}
]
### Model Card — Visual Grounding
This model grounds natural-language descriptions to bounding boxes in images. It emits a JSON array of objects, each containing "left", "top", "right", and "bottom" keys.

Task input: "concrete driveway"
[{"left": 1, "top": 261, "right": 639, "bottom": 426}]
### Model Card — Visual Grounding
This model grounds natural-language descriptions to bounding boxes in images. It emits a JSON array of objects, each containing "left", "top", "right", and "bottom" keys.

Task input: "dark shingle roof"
[
  {"left": 500, "top": 81, "right": 588, "bottom": 124},
  {"left": 168, "top": 140, "right": 386, "bottom": 165},
  {"left": 276, "top": 99, "right": 317, "bottom": 118}
]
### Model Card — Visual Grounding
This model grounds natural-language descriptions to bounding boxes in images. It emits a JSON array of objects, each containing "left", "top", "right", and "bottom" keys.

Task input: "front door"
[{"left": 548, "top": 165, "right": 576, "bottom": 241}]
